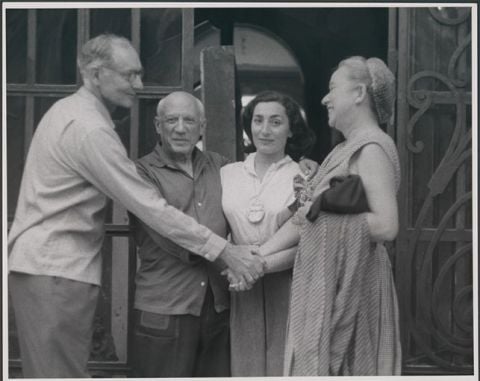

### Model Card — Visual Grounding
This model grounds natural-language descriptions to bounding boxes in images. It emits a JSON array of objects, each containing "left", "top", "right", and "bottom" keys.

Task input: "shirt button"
[
  {"left": 200, "top": 281, "right": 206, "bottom": 287},
  {"left": 197, "top": 202, "right": 202, "bottom": 207}
]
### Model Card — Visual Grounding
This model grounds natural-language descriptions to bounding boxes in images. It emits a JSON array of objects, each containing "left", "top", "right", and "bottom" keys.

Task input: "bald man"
[{"left": 130, "top": 92, "right": 231, "bottom": 377}]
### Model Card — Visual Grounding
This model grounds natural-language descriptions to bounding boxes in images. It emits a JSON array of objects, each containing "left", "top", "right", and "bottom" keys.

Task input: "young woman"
[{"left": 220, "top": 91, "right": 315, "bottom": 376}]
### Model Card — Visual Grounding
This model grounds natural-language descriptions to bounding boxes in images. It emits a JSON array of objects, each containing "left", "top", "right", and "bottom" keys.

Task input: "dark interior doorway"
[{"left": 195, "top": 7, "right": 389, "bottom": 163}]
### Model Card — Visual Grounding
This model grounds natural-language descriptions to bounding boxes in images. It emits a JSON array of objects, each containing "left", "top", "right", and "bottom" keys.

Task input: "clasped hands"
[
  {"left": 216, "top": 159, "right": 318, "bottom": 292},
  {"left": 218, "top": 243, "right": 265, "bottom": 292}
]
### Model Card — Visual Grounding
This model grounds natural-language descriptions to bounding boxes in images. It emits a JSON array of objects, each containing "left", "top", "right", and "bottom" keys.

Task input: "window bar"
[
  {"left": 455, "top": 15, "right": 468, "bottom": 230},
  {"left": 26, "top": 10, "right": 36, "bottom": 85},
  {"left": 77, "top": 9, "right": 90, "bottom": 86},
  {"left": 129, "top": 8, "right": 141, "bottom": 160},
  {"left": 387, "top": 8, "right": 398, "bottom": 140},
  {"left": 125, "top": 9, "right": 142, "bottom": 367},
  {"left": 453, "top": 15, "right": 470, "bottom": 361},
  {"left": 182, "top": 8, "right": 194, "bottom": 92},
  {"left": 395, "top": 6, "right": 413, "bottom": 355},
  {"left": 24, "top": 9, "right": 36, "bottom": 156}
]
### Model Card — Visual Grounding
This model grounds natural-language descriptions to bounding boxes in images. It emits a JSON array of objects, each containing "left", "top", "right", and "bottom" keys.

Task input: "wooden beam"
[
  {"left": 182, "top": 9, "right": 194, "bottom": 92},
  {"left": 200, "top": 46, "right": 241, "bottom": 161},
  {"left": 7, "top": 84, "right": 188, "bottom": 98}
]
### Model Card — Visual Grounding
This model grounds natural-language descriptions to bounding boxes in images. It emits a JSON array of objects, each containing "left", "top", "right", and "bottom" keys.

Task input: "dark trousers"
[
  {"left": 131, "top": 286, "right": 230, "bottom": 377},
  {"left": 9, "top": 272, "right": 99, "bottom": 378}
]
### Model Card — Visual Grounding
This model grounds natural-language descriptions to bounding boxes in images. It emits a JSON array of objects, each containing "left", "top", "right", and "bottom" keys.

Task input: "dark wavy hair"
[{"left": 242, "top": 91, "right": 316, "bottom": 161}]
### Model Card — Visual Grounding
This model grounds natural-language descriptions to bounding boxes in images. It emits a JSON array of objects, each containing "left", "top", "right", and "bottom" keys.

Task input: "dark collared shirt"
[{"left": 133, "top": 144, "right": 230, "bottom": 316}]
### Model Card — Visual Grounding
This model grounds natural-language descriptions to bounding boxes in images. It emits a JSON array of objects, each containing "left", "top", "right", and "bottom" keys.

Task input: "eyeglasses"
[{"left": 102, "top": 66, "right": 144, "bottom": 84}]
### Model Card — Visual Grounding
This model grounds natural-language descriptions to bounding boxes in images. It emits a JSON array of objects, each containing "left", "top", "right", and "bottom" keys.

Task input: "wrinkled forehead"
[{"left": 160, "top": 95, "right": 202, "bottom": 117}]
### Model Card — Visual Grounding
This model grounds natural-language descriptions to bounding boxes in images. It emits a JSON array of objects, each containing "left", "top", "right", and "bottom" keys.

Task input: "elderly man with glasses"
[{"left": 8, "top": 33, "right": 264, "bottom": 378}]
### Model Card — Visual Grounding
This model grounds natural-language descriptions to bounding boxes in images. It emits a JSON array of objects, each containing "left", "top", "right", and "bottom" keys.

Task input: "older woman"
[
  {"left": 260, "top": 57, "right": 402, "bottom": 376},
  {"left": 220, "top": 91, "right": 315, "bottom": 376}
]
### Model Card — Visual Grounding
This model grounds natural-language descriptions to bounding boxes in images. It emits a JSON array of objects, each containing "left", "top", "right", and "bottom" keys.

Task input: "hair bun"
[{"left": 366, "top": 58, "right": 396, "bottom": 124}]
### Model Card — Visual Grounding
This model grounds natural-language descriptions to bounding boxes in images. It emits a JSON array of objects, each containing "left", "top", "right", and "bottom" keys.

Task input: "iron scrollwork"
[
  {"left": 428, "top": 7, "right": 471, "bottom": 26},
  {"left": 402, "top": 7, "right": 472, "bottom": 372},
  {"left": 448, "top": 34, "right": 471, "bottom": 88}
]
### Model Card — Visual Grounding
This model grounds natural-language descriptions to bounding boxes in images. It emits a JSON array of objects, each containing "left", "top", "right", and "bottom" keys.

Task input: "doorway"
[{"left": 195, "top": 7, "right": 389, "bottom": 162}]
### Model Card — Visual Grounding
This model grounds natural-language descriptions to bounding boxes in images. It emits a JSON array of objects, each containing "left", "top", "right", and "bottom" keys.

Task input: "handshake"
[{"left": 218, "top": 243, "right": 266, "bottom": 292}]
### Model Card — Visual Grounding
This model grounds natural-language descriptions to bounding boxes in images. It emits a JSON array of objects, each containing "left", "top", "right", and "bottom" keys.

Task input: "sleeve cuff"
[{"left": 201, "top": 234, "right": 228, "bottom": 261}]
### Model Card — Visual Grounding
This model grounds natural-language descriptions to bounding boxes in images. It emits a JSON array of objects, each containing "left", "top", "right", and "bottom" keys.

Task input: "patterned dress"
[{"left": 284, "top": 129, "right": 402, "bottom": 376}]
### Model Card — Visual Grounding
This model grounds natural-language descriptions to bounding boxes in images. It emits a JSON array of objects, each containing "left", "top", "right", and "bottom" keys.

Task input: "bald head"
[
  {"left": 156, "top": 92, "right": 205, "bottom": 122},
  {"left": 154, "top": 92, "right": 206, "bottom": 160}
]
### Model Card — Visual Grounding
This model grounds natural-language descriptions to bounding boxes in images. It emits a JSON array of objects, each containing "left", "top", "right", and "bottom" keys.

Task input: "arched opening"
[
  {"left": 233, "top": 23, "right": 304, "bottom": 107},
  {"left": 233, "top": 23, "right": 305, "bottom": 151},
  {"left": 195, "top": 8, "right": 389, "bottom": 162}
]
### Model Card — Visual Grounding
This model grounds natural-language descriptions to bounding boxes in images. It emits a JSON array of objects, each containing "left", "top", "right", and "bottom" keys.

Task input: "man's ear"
[
  {"left": 154, "top": 117, "right": 162, "bottom": 135},
  {"left": 199, "top": 119, "right": 207, "bottom": 136},
  {"left": 91, "top": 68, "right": 101, "bottom": 84}
]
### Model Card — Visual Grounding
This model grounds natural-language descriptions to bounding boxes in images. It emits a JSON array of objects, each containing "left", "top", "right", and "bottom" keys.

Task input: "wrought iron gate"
[{"left": 392, "top": 7, "right": 473, "bottom": 374}]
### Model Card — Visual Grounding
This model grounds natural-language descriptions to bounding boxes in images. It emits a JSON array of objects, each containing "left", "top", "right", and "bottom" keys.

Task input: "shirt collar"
[
  {"left": 150, "top": 144, "right": 208, "bottom": 176},
  {"left": 76, "top": 86, "right": 115, "bottom": 129},
  {"left": 243, "top": 152, "right": 293, "bottom": 177}
]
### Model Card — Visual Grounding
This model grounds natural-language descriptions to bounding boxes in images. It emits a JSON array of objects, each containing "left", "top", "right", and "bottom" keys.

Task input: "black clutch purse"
[{"left": 306, "top": 175, "right": 370, "bottom": 222}]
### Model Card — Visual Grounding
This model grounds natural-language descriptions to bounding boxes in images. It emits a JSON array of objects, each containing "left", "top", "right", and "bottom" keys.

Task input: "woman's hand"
[
  {"left": 221, "top": 268, "right": 253, "bottom": 291},
  {"left": 221, "top": 245, "right": 265, "bottom": 291},
  {"left": 299, "top": 158, "right": 319, "bottom": 180}
]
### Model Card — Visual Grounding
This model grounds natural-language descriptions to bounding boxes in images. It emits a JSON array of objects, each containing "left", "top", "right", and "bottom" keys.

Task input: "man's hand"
[{"left": 218, "top": 243, "right": 265, "bottom": 286}]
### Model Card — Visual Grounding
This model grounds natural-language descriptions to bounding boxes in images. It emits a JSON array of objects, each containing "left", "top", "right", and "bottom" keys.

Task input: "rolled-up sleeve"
[{"left": 73, "top": 126, "right": 226, "bottom": 261}]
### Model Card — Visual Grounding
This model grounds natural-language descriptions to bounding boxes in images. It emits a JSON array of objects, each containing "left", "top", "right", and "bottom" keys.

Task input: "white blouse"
[{"left": 221, "top": 153, "right": 299, "bottom": 246}]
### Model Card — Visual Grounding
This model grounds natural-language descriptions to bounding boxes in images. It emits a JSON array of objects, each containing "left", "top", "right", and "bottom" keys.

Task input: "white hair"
[
  {"left": 77, "top": 33, "right": 134, "bottom": 79},
  {"left": 156, "top": 92, "right": 206, "bottom": 122}
]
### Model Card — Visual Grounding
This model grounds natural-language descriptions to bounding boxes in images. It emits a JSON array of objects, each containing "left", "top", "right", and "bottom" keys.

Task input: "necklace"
[{"left": 247, "top": 198, "right": 265, "bottom": 224}]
